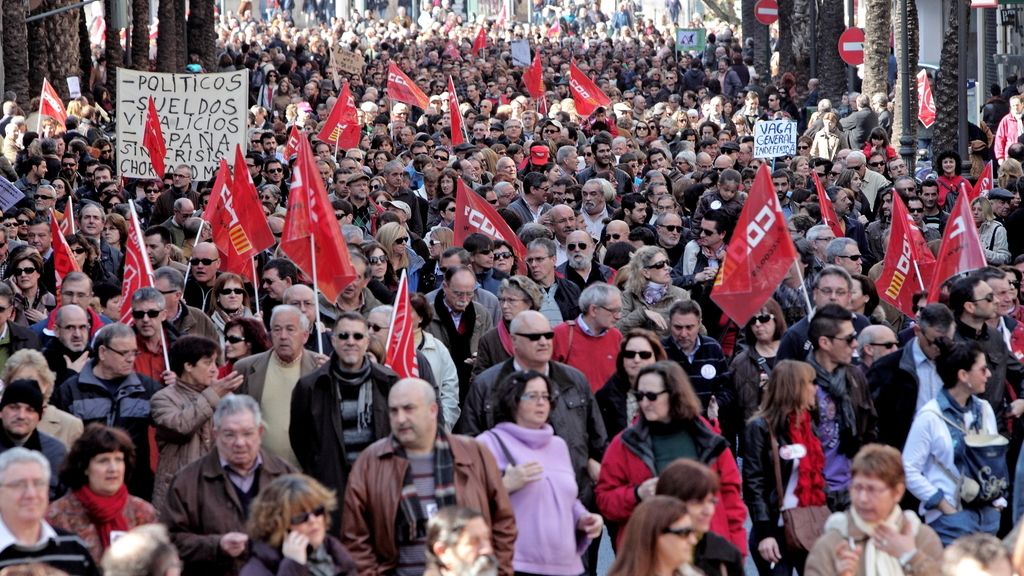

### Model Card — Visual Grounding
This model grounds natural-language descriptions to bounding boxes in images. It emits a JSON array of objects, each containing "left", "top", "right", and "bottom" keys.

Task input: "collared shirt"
[
  {"left": 443, "top": 299, "right": 463, "bottom": 329},
  {"left": 539, "top": 283, "right": 563, "bottom": 326},
  {"left": 676, "top": 336, "right": 701, "bottom": 364},
  {"left": 219, "top": 453, "right": 263, "bottom": 493},
  {"left": 911, "top": 338, "right": 942, "bottom": 410},
  {"left": 513, "top": 359, "right": 550, "bottom": 376},
  {"left": 0, "top": 516, "right": 57, "bottom": 554},
  {"left": 581, "top": 209, "right": 609, "bottom": 239},
  {"left": 575, "top": 315, "right": 607, "bottom": 337}
]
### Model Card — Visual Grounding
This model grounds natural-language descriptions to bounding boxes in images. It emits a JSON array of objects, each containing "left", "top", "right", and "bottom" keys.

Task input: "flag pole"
[
  {"left": 252, "top": 258, "right": 261, "bottom": 315},
  {"left": 791, "top": 260, "right": 814, "bottom": 315},
  {"left": 384, "top": 269, "right": 406, "bottom": 356},
  {"left": 309, "top": 235, "right": 324, "bottom": 355},
  {"left": 913, "top": 260, "right": 926, "bottom": 291},
  {"left": 182, "top": 220, "right": 206, "bottom": 286}
]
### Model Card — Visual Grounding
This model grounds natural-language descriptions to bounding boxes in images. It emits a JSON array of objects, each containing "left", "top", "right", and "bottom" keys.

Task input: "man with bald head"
[
  {"left": 42, "top": 305, "right": 92, "bottom": 386},
  {"left": 183, "top": 242, "right": 222, "bottom": 313},
  {"left": 603, "top": 220, "right": 630, "bottom": 244},
  {"left": 557, "top": 230, "right": 615, "bottom": 289},
  {"left": 857, "top": 324, "right": 898, "bottom": 370},
  {"left": 342, "top": 377, "right": 516, "bottom": 576},
  {"left": 461, "top": 310, "right": 607, "bottom": 517}
]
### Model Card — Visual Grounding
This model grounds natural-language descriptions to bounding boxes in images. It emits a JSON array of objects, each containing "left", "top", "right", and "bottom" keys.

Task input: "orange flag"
[
  {"left": 568, "top": 62, "right": 611, "bottom": 118},
  {"left": 315, "top": 83, "right": 361, "bottom": 150},
  {"left": 39, "top": 79, "right": 67, "bottom": 129},
  {"left": 142, "top": 96, "right": 167, "bottom": 179},
  {"left": 387, "top": 62, "right": 430, "bottom": 110}
]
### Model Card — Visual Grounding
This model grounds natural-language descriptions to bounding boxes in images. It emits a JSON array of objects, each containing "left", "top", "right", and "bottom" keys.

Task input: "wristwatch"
[{"left": 898, "top": 549, "right": 917, "bottom": 571}]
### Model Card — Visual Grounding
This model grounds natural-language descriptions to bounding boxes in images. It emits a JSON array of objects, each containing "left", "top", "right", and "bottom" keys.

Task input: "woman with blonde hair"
[
  {"left": 971, "top": 196, "right": 1010, "bottom": 265},
  {"left": 422, "top": 227, "right": 454, "bottom": 293},
  {"left": 998, "top": 157, "right": 1023, "bottom": 188},
  {"left": 1, "top": 349, "right": 83, "bottom": 448},
  {"left": 375, "top": 221, "right": 424, "bottom": 292},
  {"left": 616, "top": 246, "right": 689, "bottom": 337},
  {"left": 242, "top": 474, "right": 356, "bottom": 576}
]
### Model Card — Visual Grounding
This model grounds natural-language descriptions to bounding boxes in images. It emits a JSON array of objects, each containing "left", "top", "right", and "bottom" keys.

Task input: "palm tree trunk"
[
  {"left": 2, "top": 0, "right": 29, "bottom": 106},
  {"left": 27, "top": 0, "right": 81, "bottom": 101},
  {"left": 105, "top": 0, "right": 124, "bottom": 100},
  {"left": 131, "top": 0, "right": 150, "bottom": 70},
  {"left": 742, "top": 0, "right": 770, "bottom": 82},
  {"left": 80, "top": 9, "right": 93, "bottom": 92},
  {"left": 187, "top": 0, "right": 217, "bottom": 72},
  {"left": 156, "top": 0, "right": 185, "bottom": 72},
  {"left": 816, "top": 0, "right": 846, "bottom": 103},
  {"left": 778, "top": 0, "right": 811, "bottom": 100},
  {"left": 892, "top": 0, "right": 919, "bottom": 156},
  {"left": 702, "top": 0, "right": 740, "bottom": 26},
  {"left": 861, "top": 0, "right": 890, "bottom": 98},
  {"left": 932, "top": 0, "right": 968, "bottom": 155}
]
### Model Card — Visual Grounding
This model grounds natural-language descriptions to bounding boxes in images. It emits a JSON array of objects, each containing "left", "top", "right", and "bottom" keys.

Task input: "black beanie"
[{"left": 0, "top": 380, "right": 44, "bottom": 414}]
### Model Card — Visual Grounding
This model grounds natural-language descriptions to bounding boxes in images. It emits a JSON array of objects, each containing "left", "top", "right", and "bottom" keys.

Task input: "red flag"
[
  {"left": 119, "top": 201, "right": 156, "bottom": 324},
  {"left": 386, "top": 270, "right": 419, "bottom": 379},
  {"left": 472, "top": 27, "right": 487, "bottom": 57},
  {"left": 283, "top": 125, "right": 303, "bottom": 161},
  {"left": 204, "top": 148, "right": 275, "bottom": 280},
  {"left": 444, "top": 40, "right": 462, "bottom": 62},
  {"left": 971, "top": 161, "right": 993, "bottom": 200},
  {"left": 811, "top": 172, "right": 844, "bottom": 239},
  {"left": 496, "top": 2, "right": 507, "bottom": 28},
  {"left": 49, "top": 208, "right": 80, "bottom": 306},
  {"left": 546, "top": 19, "right": 561, "bottom": 38},
  {"left": 568, "top": 62, "right": 612, "bottom": 118},
  {"left": 711, "top": 165, "right": 799, "bottom": 326},
  {"left": 280, "top": 137, "right": 358, "bottom": 301},
  {"left": 59, "top": 196, "right": 75, "bottom": 237},
  {"left": 917, "top": 69, "right": 936, "bottom": 129},
  {"left": 142, "top": 96, "right": 167, "bottom": 179},
  {"left": 387, "top": 62, "right": 430, "bottom": 110},
  {"left": 927, "top": 188, "right": 987, "bottom": 302},
  {"left": 315, "top": 83, "right": 361, "bottom": 150},
  {"left": 454, "top": 179, "right": 527, "bottom": 269},
  {"left": 448, "top": 76, "right": 466, "bottom": 147},
  {"left": 874, "top": 194, "right": 935, "bottom": 317},
  {"left": 39, "top": 79, "right": 67, "bottom": 129},
  {"left": 523, "top": 53, "right": 545, "bottom": 99}
]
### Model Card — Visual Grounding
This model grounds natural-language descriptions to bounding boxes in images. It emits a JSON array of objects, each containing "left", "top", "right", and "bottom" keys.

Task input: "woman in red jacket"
[{"left": 596, "top": 361, "right": 748, "bottom": 555}]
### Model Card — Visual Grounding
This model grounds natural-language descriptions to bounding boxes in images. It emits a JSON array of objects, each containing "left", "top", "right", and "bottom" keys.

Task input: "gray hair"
[
  {"left": 917, "top": 302, "right": 955, "bottom": 332},
  {"left": 62, "top": 271, "right": 91, "bottom": 287},
  {"left": 269, "top": 303, "right": 310, "bottom": 331},
  {"left": 846, "top": 151, "right": 867, "bottom": 165},
  {"left": 527, "top": 238, "right": 557, "bottom": 258},
  {"left": 806, "top": 224, "right": 834, "bottom": 242},
  {"left": 172, "top": 197, "right": 193, "bottom": 211},
  {"left": 213, "top": 393, "right": 263, "bottom": 429},
  {"left": 556, "top": 145, "right": 577, "bottom": 165},
  {"left": 579, "top": 283, "right": 620, "bottom": 315},
  {"left": 94, "top": 322, "right": 136, "bottom": 353},
  {"left": 153, "top": 266, "right": 185, "bottom": 291},
  {"left": 36, "top": 184, "right": 56, "bottom": 197},
  {"left": 369, "top": 305, "right": 394, "bottom": 319},
  {"left": 131, "top": 287, "right": 166, "bottom": 309},
  {"left": 499, "top": 276, "right": 543, "bottom": 310},
  {"left": 0, "top": 447, "right": 50, "bottom": 485},
  {"left": 342, "top": 224, "right": 364, "bottom": 244},
  {"left": 519, "top": 223, "right": 554, "bottom": 243},
  {"left": 101, "top": 524, "right": 179, "bottom": 576},
  {"left": 674, "top": 150, "right": 696, "bottom": 166},
  {"left": 825, "top": 237, "right": 858, "bottom": 263},
  {"left": 588, "top": 178, "right": 615, "bottom": 202}
]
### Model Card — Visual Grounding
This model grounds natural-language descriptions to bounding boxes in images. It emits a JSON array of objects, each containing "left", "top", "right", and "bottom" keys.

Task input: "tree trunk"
[
  {"left": 156, "top": 0, "right": 185, "bottom": 72},
  {"left": 2, "top": 0, "right": 28, "bottom": 106},
  {"left": 778, "top": 0, "right": 811, "bottom": 98},
  {"left": 187, "top": 0, "right": 217, "bottom": 72},
  {"left": 27, "top": 0, "right": 81, "bottom": 101},
  {"left": 80, "top": 8, "right": 93, "bottom": 94},
  {"left": 817, "top": 0, "right": 846, "bottom": 103},
  {"left": 131, "top": 0, "right": 150, "bottom": 70},
  {"left": 932, "top": 0, "right": 967, "bottom": 156},
  {"left": 105, "top": 0, "right": 124, "bottom": 100},
  {"left": 861, "top": 0, "right": 890, "bottom": 98},
  {"left": 892, "top": 0, "right": 919, "bottom": 162},
  {"left": 702, "top": 0, "right": 740, "bottom": 26},
  {"left": 742, "top": 0, "right": 770, "bottom": 82}
]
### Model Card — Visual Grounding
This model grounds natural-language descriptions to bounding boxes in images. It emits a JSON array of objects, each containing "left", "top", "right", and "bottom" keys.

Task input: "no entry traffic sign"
[
  {"left": 838, "top": 27, "right": 865, "bottom": 66},
  {"left": 754, "top": 0, "right": 779, "bottom": 25}
]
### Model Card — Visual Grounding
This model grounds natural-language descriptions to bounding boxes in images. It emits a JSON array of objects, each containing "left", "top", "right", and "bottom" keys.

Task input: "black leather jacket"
[{"left": 741, "top": 416, "right": 795, "bottom": 537}]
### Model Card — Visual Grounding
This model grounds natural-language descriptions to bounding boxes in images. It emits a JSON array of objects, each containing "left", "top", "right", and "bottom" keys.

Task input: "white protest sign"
[
  {"left": 753, "top": 120, "right": 797, "bottom": 158},
  {"left": 66, "top": 77, "right": 81, "bottom": 99},
  {"left": 511, "top": 40, "right": 531, "bottom": 67},
  {"left": 116, "top": 69, "right": 248, "bottom": 181},
  {"left": 0, "top": 180, "right": 25, "bottom": 212}
]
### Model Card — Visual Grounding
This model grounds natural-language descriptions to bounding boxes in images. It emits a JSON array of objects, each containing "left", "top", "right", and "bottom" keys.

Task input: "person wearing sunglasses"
[
  {"left": 150, "top": 336, "right": 243, "bottom": 511},
  {"left": 242, "top": 474, "right": 356, "bottom": 576},
  {"left": 595, "top": 329, "right": 666, "bottom": 439},
  {"left": 375, "top": 222, "right": 425, "bottom": 293},
  {"left": 183, "top": 242, "right": 222, "bottom": 315},
  {"left": 607, "top": 496, "right": 700, "bottom": 576},
  {"left": 617, "top": 246, "right": 687, "bottom": 339},
  {"left": 557, "top": 230, "right": 615, "bottom": 291},
  {"left": 597, "top": 360, "right": 746, "bottom": 554},
  {"left": 856, "top": 324, "right": 899, "bottom": 371},
  {"left": 220, "top": 317, "right": 271, "bottom": 376},
  {"left": 824, "top": 237, "right": 863, "bottom": 277},
  {"left": 732, "top": 299, "right": 788, "bottom": 426},
  {"left": 5, "top": 248, "right": 53, "bottom": 326},
  {"left": 208, "top": 272, "right": 254, "bottom": 341}
]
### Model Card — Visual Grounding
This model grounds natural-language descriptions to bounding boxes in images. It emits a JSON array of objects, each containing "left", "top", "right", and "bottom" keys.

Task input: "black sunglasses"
[
  {"left": 513, "top": 331, "right": 554, "bottom": 341},
  {"left": 290, "top": 505, "right": 327, "bottom": 525},
  {"left": 219, "top": 288, "right": 246, "bottom": 296},
  {"left": 752, "top": 314, "right": 775, "bottom": 325},
  {"left": 663, "top": 525, "right": 697, "bottom": 538},
  {"left": 190, "top": 258, "right": 218, "bottom": 266},
  {"left": 12, "top": 266, "right": 36, "bottom": 276},
  {"left": 645, "top": 260, "right": 669, "bottom": 270},
  {"left": 395, "top": 237, "right": 409, "bottom": 245},
  {"left": 621, "top": 350, "right": 654, "bottom": 360},
  {"left": 493, "top": 252, "right": 513, "bottom": 260},
  {"left": 225, "top": 335, "right": 247, "bottom": 344},
  {"left": 335, "top": 331, "right": 367, "bottom": 341},
  {"left": 567, "top": 243, "right": 589, "bottom": 251},
  {"left": 633, "top": 389, "right": 668, "bottom": 402},
  {"left": 132, "top": 309, "right": 162, "bottom": 319},
  {"left": 659, "top": 225, "right": 682, "bottom": 232}
]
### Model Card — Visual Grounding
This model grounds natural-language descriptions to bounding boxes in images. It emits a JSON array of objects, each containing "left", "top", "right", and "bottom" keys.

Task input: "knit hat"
[{"left": 0, "top": 380, "right": 44, "bottom": 414}]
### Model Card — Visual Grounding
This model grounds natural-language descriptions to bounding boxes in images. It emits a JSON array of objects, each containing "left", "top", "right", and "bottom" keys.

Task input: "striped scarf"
[{"left": 392, "top": 432, "right": 457, "bottom": 543}]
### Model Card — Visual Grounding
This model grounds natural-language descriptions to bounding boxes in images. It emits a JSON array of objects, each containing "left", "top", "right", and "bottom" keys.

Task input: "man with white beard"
[{"left": 556, "top": 230, "right": 615, "bottom": 290}]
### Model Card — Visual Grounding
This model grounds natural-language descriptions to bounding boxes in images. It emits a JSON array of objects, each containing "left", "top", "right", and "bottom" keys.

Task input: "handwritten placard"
[
  {"left": 332, "top": 46, "right": 365, "bottom": 76},
  {"left": 753, "top": 120, "right": 797, "bottom": 158}
]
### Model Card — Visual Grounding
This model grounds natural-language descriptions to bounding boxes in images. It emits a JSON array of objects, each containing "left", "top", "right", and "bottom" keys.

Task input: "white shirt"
[
  {"left": 0, "top": 516, "right": 57, "bottom": 554},
  {"left": 912, "top": 339, "right": 942, "bottom": 410}
]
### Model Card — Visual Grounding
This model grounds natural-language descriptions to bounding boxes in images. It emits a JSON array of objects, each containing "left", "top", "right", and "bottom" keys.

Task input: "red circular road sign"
[
  {"left": 754, "top": 0, "right": 779, "bottom": 25},
  {"left": 838, "top": 27, "right": 865, "bottom": 66}
]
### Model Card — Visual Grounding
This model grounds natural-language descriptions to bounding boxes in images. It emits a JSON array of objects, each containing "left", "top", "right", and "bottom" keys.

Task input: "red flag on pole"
[
  {"left": 386, "top": 270, "right": 419, "bottom": 379},
  {"left": 874, "top": 194, "right": 935, "bottom": 317},
  {"left": 280, "top": 137, "right": 358, "bottom": 302},
  {"left": 546, "top": 19, "right": 561, "bottom": 38},
  {"left": 472, "top": 27, "right": 487, "bottom": 57},
  {"left": 448, "top": 76, "right": 466, "bottom": 147},
  {"left": 971, "top": 161, "right": 993, "bottom": 200},
  {"left": 120, "top": 202, "right": 156, "bottom": 324},
  {"left": 59, "top": 197, "right": 75, "bottom": 237},
  {"left": 496, "top": 2, "right": 508, "bottom": 28},
  {"left": 917, "top": 69, "right": 936, "bottom": 129},
  {"left": 283, "top": 125, "right": 303, "bottom": 161},
  {"left": 711, "top": 165, "right": 799, "bottom": 326},
  {"left": 142, "top": 96, "right": 167, "bottom": 179},
  {"left": 39, "top": 79, "right": 67, "bottom": 129},
  {"left": 204, "top": 149, "right": 275, "bottom": 281},
  {"left": 315, "top": 83, "right": 361, "bottom": 150},
  {"left": 444, "top": 40, "right": 462, "bottom": 62},
  {"left": 49, "top": 208, "right": 80, "bottom": 306},
  {"left": 454, "top": 179, "right": 527, "bottom": 269},
  {"left": 387, "top": 62, "right": 431, "bottom": 110},
  {"left": 568, "top": 62, "right": 612, "bottom": 118},
  {"left": 927, "top": 188, "right": 987, "bottom": 302},
  {"left": 811, "top": 172, "right": 844, "bottom": 239},
  {"left": 523, "top": 53, "right": 545, "bottom": 99}
]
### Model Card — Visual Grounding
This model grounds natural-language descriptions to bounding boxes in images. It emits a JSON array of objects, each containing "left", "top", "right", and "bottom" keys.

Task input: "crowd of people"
[{"left": 3, "top": 2, "right": 1024, "bottom": 576}]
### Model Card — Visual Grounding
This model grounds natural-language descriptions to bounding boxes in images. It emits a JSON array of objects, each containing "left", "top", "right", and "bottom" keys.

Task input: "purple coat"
[{"left": 476, "top": 422, "right": 590, "bottom": 575}]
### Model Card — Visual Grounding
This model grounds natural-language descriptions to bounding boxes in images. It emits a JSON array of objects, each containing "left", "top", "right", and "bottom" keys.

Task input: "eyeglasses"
[
  {"left": 871, "top": 341, "right": 899, "bottom": 349},
  {"left": 608, "top": 233, "right": 622, "bottom": 241},
  {"left": 658, "top": 224, "right": 683, "bottom": 233},
  {"left": 265, "top": 168, "right": 284, "bottom": 174},
  {"left": 35, "top": 195, "right": 54, "bottom": 201},
  {"left": 520, "top": 392, "right": 552, "bottom": 403},
  {"left": 837, "top": 254, "right": 862, "bottom": 262},
  {"left": 663, "top": 526, "right": 698, "bottom": 538},
  {"left": 907, "top": 207, "right": 924, "bottom": 214},
  {"left": 173, "top": 174, "right": 190, "bottom": 179},
  {"left": 494, "top": 251, "right": 512, "bottom": 261},
  {"left": 190, "top": 258, "right": 219, "bottom": 266},
  {"left": 798, "top": 144, "right": 809, "bottom": 150},
  {"left": 645, "top": 260, "right": 669, "bottom": 270},
  {"left": 566, "top": 243, "right": 589, "bottom": 251},
  {"left": 972, "top": 293, "right": 996, "bottom": 303},
  {"left": 869, "top": 161, "right": 886, "bottom": 167},
  {"left": 290, "top": 505, "right": 327, "bottom": 525},
  {"left": 219, "top": 288, "right": 246, "bottom": 296},
  {"left": 633, "top": 389, "right": 668, "bottom": 402},
  {"left": 830, "top": 333, "right": 857, "bottom": 345},
  {"left": 622, "top": 349, "right": 654, "bottom": 360},
  {"left": 132, "top": 309, "right": 162, "bottom": 319},
  {"left": 225, "top": 335, "right": 247, "bottom": 344},
  {"left": 0, "top": 478, "right": 48, "bottom": 493},
  {"left": 514, "top": 331, "right": 554, "bottom": 341},
  {"left": 752, "top": 314, "right": 775, "bottom": 325},
  {"left": 395, "top": 237, "right": 409, "bottom": 245},
  {"left": 815, "top": 287, "right": 849, "bottom": 297},
  {"left": 335, "top": 332, "right": 367, "bottom": 341},
  {"left": 368, "top": 323, "right": 387, "bottom": 333},
  {"left": 698, "top": 228, "right": 718, "bottom": 236},
  {"left": 104, "top": 345, "right": 139, "bottom": 359},
  {"left": 434, "top": 154, "right": 449, "bottom": 161},
  {"left": 12, "top": 267, "right": 36, "bottom": 276}
]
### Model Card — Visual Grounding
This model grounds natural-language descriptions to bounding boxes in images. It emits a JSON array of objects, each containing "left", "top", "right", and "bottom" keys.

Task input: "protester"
[
  {"left": 1, "top": 349, "right": 83, "bottom": 449},
  {"left": 595, "top": 329, "right": 667, "bottom": 440},
  {"left": 605, "top": 496, "right": 701, "bottom": 576}
]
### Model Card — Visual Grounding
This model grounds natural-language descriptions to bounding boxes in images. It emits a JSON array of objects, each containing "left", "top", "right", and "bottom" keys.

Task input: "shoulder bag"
[{"left": 768, "top": 426, "right": 831, "bottom": 554}]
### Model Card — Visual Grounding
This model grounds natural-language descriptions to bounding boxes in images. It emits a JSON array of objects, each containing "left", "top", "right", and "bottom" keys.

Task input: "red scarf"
[
  {"left": 74, "top": 484, "right": 129, "bottom": 549},
  {"left": 788, "top": 411, "right": 826, "bottom": 507},
  {"left": 497, "top": 319, "right": 515, "bottom": 356}
]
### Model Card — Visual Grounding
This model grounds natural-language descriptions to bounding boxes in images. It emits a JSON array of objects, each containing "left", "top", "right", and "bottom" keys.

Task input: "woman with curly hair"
[
  {"left": 65, "top": 232, "right": 117, "bottom": 288},
  {"left": 241, "top": 474, "right": 356, "bottom": 576},
  {"left": 221, "top": 317, "right": 271, "bottom": 376}
]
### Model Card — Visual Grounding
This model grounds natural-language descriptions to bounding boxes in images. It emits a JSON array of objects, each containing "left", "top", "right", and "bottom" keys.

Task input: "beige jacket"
[
  {"left": 150, "top": 382, "right": 222, "bottom": 512},
  {"left": 804, "top": 509, "right": 943, "bottom": 576}
]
